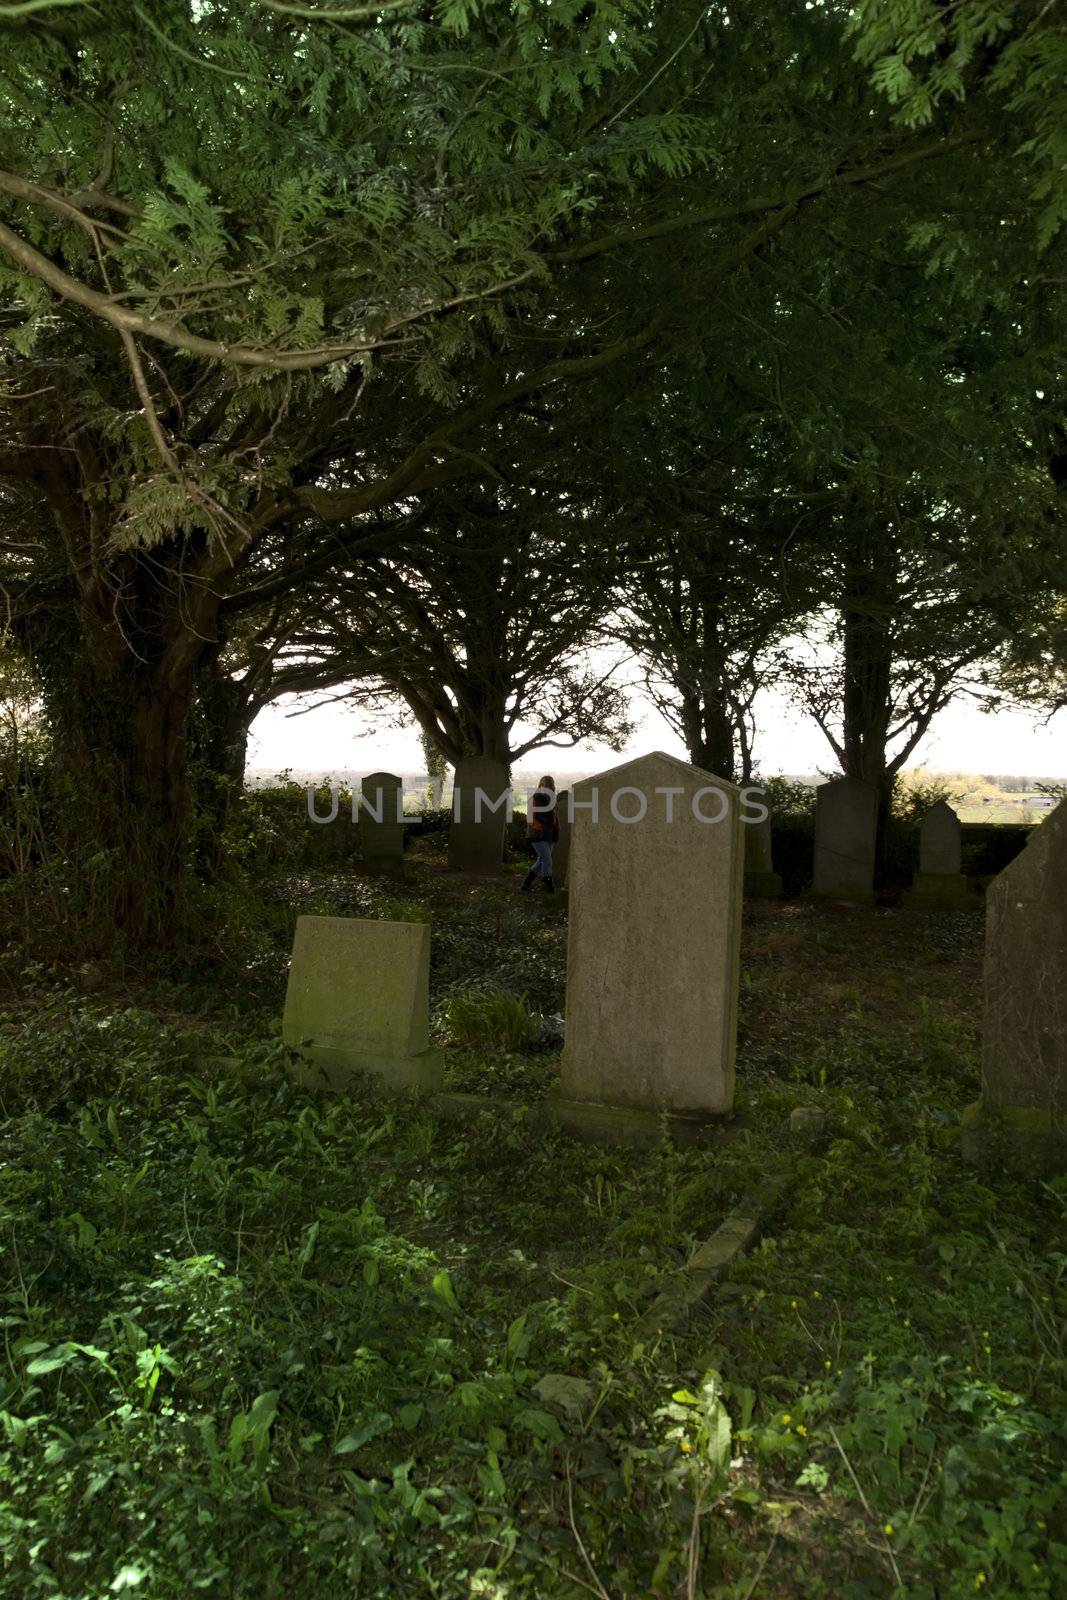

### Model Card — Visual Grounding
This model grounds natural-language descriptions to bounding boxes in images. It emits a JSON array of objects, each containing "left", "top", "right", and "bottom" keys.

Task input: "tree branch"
[
  {"left": 0, "top": 216, "right": 528, "bottom": 371},
  {"left": 550, "top": 134, "right": 974, "bottom": 265}
]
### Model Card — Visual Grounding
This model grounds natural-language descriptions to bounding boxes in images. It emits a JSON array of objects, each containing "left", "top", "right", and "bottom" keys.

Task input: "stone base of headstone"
[
  {"left": 288, "top": 1045, "right": 443, "bottom": 1095},
  {"left": 546, "top": 1095, "right": 732, "bottom": 1147},
  {"left": 960, "top": 1100, "right": 1067, "bottom": 1174},
  {"left": 744, "top": 868, "right": 783, "bottom": 898},
  {"left": 811, "top": 885, "right": 875, "bottom": 906},
  {"left": 905, "top": 871, "right": 975, "bottom": 909}
]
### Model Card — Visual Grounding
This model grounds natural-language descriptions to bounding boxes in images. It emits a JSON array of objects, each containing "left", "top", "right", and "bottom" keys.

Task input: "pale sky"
[{"left": 249, "top": 683, "right": 1066, "bottom": 781}]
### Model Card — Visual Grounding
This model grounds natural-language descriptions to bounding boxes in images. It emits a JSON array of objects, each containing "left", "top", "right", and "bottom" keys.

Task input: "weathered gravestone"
[
  {"left": 558, "top": 751, "right": 743, "bottom": 1135},
  {"left": 744, "top": 806, "right": 782, "bottom": 898},
  {"left": 448, "top": 755, "right": 510, "bottom": 872},
  {"left": 907, "top": 801, "right": 972, "bottom": 908},
  {"left": 359, "top": 771, "right": 405, "bottom": 866},
  {"left": 963, "top": 801, "right": 1067, "bottom": 1169},
  {"left": 812, "top": 777, "right": 878, "bottom": 903},
  {"left": 553, "top": 788, "right": 572, "bottom": 888},
  {"left": 282, "top": 915, "right": 441, "bottom": 1092}
]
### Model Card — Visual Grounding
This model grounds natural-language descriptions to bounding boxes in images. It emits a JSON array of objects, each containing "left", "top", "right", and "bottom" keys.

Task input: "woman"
[{"left": 521, "top": 775, "right": 558, "bottom": 894}]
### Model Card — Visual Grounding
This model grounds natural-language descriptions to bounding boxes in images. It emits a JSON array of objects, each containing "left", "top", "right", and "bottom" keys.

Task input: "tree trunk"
[
  {"left": 680, "top": 680, "right": 737, "bottom": 781},
  {"left": 21, "top": 554, "right": 220, "bottom": 948},
  {"left": 191, "top": 662, "right": 254, "bottom": 878},
  {"left": 839, "top": 533, "right": 897, "bottom": 883}
]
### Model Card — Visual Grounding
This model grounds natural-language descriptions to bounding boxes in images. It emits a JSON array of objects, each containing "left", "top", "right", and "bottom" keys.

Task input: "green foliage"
[
  {"left": 851, "top": 0, "right": 1067, "bottom": 241},
  {"left": 439, "top": 987, "right": 540, "bottom": 1052},
  {"left": 757, "top": 774, "right": 816, "bottom": 819},
  {"left": 2, "top": 882, "right": 1067, "bottom": 1594},
  {"left": 892, "top": 772, "right": 965, "bottom": 823}
]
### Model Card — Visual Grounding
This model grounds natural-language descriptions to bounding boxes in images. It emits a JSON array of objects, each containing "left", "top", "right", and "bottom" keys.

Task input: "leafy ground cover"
[{"left": 0, "top": 859, "right": 1064, "bottom": 1598}]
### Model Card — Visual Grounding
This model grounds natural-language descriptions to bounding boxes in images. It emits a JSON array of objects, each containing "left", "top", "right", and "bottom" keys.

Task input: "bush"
[
  {"left": 440, "top": 987, "right": 541, "bottom": 1051},
  {"left": 227, "top": 776, "right": 358, "bottom": 872}
]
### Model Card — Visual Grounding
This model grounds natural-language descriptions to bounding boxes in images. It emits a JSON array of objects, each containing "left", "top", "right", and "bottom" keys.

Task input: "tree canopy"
[{"left": 1, "top": 0, "right": 1064, "bottom": 938}]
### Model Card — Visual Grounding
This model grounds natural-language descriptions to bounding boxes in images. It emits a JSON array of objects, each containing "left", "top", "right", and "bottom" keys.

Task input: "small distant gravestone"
[
  {"left": 812, "top": 777, "right": 878, "bottom": 903},
  {"left": 359, "top": 771, "right": 405, "bottom": 865},
  {"left": 907, "top": 801, "right": 972, "bottom": 908},
  {"left": 553, "top": 788, "right": 572, "bottom": 888},
  {"left": 963, "top": 800, "right": 1067, "bottom": 1169},
  {"left": 559, "top": 750, "right": 743, "bottom": 1131},
  {"left": 744, "top": 806, "right": 782, "bottom": 898},
  {"left": 282, "top": 915, "right": 441, "bottom": 1092},
  {"left": 448, "top": 755, "right": 510, "bottom": 872}
]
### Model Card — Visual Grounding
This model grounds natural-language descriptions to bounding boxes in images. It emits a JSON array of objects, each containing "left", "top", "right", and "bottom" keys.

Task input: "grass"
[{"left": 0, "top": 863, "right": 1064, "bottom": 1598}]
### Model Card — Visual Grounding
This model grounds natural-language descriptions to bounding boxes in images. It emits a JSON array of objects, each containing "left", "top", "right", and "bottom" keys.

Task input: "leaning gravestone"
[
  {"left": 908, "top": 800, "right": 972, "bottom": 908},
  {"left": 448, "top": 754, "right": 510, "bottom": 872},
  {"left": 359, "top": 771, "right": 405, "bottom": 865},
  {"left": 963, "top": 800, "right": 1067, "bottom": 1169},
  {"left": 558, "top": 750, "right": 743, "bottom": 1132},
  {"left": 282, "top": 915, "right": 441, "bottom": 1092},
  {"left": 744, "top": 807, "right": 782, "bottom": 898},
  {"left": 812, "top": 777, "right": 878, "bottom": 903}
]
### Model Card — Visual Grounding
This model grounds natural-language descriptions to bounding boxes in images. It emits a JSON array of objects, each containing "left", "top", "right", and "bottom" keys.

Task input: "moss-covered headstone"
[{"left": 282, "top": 915, "right": 441, "bottom": 1092}]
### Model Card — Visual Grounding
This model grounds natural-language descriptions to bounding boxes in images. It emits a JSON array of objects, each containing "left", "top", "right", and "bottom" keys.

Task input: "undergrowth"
[{"left": 0, "top": 887, "right": 1064, "bottom": 1598}]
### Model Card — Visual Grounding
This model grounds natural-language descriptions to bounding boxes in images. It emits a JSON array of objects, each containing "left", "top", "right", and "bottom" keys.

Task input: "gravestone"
[
  {"left": 908, "top": 800, "right": 972, "bottom": 908},
  {"left": 448, "top": 755, "right": 510, "bottom": 872},
  {"left": 812, "top": 777, "right": 878, "bottom": 903},
  {"left": 743, "top": 807, "right": 782, "bottom": 898},
  {"left": 359, "top": 771, "right": 404, "bottom": 865},
  {"left": 282, "top": 915, "right": 441, "bottom": 1092},
  {"left": 559, "top": 750, "right": 743, "bottom": 1129},
  {"left": 963, "top": 801, "right": 1067, "bottom": 1169},
  {"left": 553, "top": 788, "right": 572, "bottom": 888}
]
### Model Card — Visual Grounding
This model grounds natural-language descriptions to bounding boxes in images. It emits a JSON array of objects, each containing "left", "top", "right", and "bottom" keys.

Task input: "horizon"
[{"left": 248, "top": 682, "right": 1067, "bottom": 785}]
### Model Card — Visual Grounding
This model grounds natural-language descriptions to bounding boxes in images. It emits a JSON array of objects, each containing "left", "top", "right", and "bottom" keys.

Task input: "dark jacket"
[{"left": 527, "top": 788, "right": 559, "bottom": 843}]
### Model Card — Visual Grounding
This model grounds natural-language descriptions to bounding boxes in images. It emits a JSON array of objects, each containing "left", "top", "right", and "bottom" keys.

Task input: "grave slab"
[
  {"left": 907, "top": 801, "right": 974, "bottom": 907},
  {"left": 282, "top": 915, "right": 441, "bottom": 1092},
  {"left": 448, "top": 755, "right": 510, "bottom": 872},
  {"left": 963, "top": 801, "right": 1067, "bottom": 1169},
  {"left": 559, "top": 750, "right": 743, "bottom": 1120},
  {"left": 812, "top": 777, "right": 878, "bottom": 903},
  {"left": 359, "top": 771, "right": 405, "bottom": 865}
]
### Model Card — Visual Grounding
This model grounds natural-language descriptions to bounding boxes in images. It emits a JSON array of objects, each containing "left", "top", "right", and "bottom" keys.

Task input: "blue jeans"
[{"left": 531, "top": 841, "right": 554, "bottom": 878}]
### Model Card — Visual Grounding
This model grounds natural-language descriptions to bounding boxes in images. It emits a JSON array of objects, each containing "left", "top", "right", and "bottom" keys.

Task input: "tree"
[
  {"left": 851, "top": 0, "right": 1067, "bottom": 244},
  {"left": 0, "top": 0, "right": 717, "bottom": 935},
  {"left": 0, "top": 0, "right": 1021, "bottom": 939},
  {"left": 267, "top": 486, "right": 634, "bottom": 771}
]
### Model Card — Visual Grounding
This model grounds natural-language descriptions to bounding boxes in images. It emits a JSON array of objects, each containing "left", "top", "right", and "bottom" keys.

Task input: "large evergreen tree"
[{"left": 0, "top": 0, "right": 1040, "bottom": 940}]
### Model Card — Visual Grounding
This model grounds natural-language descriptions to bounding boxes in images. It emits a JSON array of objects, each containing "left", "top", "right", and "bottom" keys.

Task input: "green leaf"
[
  {"left": 533, "top": 1373, "right": 596, "bottom": 1419},
  {"left": 431, "top": 1269, "right": 459, "bottom": 1312},
  {"left": 335, "top": 1411, "right": 392, "bottom": 1454}
]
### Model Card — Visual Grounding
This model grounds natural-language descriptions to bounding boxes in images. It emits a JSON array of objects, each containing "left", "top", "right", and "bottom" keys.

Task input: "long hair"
[{"left": 539, "top": 775, "right": 556, "bottom": 791}]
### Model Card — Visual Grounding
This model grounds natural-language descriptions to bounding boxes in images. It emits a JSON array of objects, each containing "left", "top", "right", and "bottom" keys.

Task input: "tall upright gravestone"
[
  {"left": 559, "top": 751, "right": 743, "bottom": 1132},
  {"left": 812, "top": 777, "right": 878, "bottom": 903},
  {"left": 963, "top": 801, "right": 1067, "bottom": 1169},
  {"left": 908, "top": 801, "right": 972, "bottom": 908},
  {"left": 359, "top": 771, "right": 405, "bottom": 865},
  {"left": 448, "top": 755, "right": 510, "bottom": 872},
  {"left": 282, "top": 916, "right": 441, "bottom": 1092},
  {"left": 744, "top": 806, "right": 782, "bottom": 898}
]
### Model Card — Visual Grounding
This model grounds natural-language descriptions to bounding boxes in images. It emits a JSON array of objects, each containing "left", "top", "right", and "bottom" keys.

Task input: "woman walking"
[{"left": 521, "top": 775, "right": 559, "bottom": 894}]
